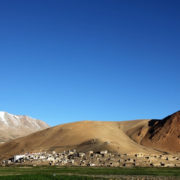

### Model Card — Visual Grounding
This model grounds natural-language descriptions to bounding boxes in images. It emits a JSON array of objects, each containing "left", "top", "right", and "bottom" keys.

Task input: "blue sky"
[{"left": 0, "top": 0, "right": 180, "bottom": 126}]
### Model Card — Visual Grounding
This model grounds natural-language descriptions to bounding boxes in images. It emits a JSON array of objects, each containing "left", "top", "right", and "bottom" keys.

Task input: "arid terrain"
[
  {"left": 0, "top": 111, "right": 179, "bottom": 162},
  {"left": 0, "top": 111, "right": 49, "bottom": 143},
  {"left": 141, "top": 111, "right": 180, "bottom": 153}
]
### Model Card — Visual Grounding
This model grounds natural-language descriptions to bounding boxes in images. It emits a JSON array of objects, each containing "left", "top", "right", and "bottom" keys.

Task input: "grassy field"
[
  {"left": 0, "top": 174, "right": 99, "bottom": 180},
  {"left": 0, "top": 166, "right": 179, "bottom": 179}
]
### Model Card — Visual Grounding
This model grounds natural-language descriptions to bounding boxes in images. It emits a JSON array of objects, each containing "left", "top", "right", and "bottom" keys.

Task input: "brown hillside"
[
  {"left": 141, "top": 111, "right": 180, "bottom": 153},
  {"left": 0, "top": 120, "right": 158, "bottom": 160},
  {"left": 0, "top": 111, "right": 180, "bottom": 160}
]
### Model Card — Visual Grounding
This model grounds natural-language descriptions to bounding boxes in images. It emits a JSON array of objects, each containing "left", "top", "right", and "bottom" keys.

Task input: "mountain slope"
[
  {"left": 140, "top": 111, "right": 180, "bottom": 153},
  {"left": 0, "top": 111, "right": 49, "bottom": 143},
  {"left": 0, "top": 111, "right": 179, "bottom": 160},
  {"left": 0, "top": 120, "right": 158, "bottom": 160}
]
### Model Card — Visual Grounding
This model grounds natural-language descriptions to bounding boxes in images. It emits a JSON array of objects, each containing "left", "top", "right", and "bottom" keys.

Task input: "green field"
[
  {"left": 0, "top": 174, "right": 98, "bottom": 180},
  {"left": 0, "top": 166, "right": 179, "bottom": 179}
]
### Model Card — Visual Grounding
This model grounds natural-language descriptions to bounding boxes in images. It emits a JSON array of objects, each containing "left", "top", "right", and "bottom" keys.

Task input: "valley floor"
[{"left": 0, "top": 166, "right": 179, "bottom": 179}]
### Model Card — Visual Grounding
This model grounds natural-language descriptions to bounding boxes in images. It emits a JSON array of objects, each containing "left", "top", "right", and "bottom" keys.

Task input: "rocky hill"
[
  {"left": 0, "top": 111, "right": 49, "bottom": 143},
  {"left": 141, "top": 111, "right": 180, "bottom": 153},
  {"left": 0, "top": 111, "right": 179, "bottom": 160},
  {"left": 0, "top": 120, "right": 157, "bottom": 160}
]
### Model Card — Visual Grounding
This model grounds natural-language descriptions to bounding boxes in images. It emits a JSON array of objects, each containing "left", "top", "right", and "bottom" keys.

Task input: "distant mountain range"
[
  {"left": 0, "top": 111, "right": 49, "bottom": 143},
  {"left": 0, "top": 110, "right": 179, "bottom": 160}
]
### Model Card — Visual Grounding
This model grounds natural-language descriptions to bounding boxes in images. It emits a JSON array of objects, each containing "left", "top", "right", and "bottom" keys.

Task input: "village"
[{"left": 1, "top": 150, "right": 180, "bottom": 168}]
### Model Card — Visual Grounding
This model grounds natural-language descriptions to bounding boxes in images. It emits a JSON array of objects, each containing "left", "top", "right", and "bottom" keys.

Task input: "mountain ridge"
[
  {"left": 0, "top": 110, "right": 179, "bottom": 161},
  {"left": 0, "top": 111, "right": 49, "bottom": 143},
  {"left": 141, "top": 111, "right": 180, "bottom": 153}
]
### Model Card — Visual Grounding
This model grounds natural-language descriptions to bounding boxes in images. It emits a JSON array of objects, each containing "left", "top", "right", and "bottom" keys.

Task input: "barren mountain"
[
  {"left": 140, "top": 111, "right": 180, "bottom": 153},
  {"left": 0, "top": 111, "right": 179, "bottom": 160},
  {"left": 0, "top": 111, "right": 49, "bottom": 143},
  {"left": 0, "top": 120, "right": 157, "bottom": 160}
]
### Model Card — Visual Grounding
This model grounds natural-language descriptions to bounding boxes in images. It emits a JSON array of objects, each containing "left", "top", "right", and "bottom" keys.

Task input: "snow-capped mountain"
[{"left": 0, "top": 111, "right": 49, "bottom": 143}]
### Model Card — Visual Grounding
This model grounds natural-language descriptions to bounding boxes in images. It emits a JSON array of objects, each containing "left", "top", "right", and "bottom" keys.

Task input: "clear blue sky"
[{"left": 0, "top": 0, "right": 179, "bottom": 126}]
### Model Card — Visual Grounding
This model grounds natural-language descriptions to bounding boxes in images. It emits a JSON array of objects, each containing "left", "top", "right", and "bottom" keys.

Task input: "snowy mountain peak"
[
  {"left": 0, "top": 111, "right": 49, "bottom": 143},
  {"left": 0, "top": 111, "right": 8, "bottom": 125}
]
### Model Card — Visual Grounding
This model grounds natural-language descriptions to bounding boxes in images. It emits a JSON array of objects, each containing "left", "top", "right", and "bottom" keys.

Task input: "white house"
[{"left": 14, "top": 155, "right": 25, "bottom": 162}]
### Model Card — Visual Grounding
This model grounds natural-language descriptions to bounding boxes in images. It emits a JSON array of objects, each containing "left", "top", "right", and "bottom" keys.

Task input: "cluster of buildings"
[{"left": 1, "top": 150, "right": 180, "bottom": 167}]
